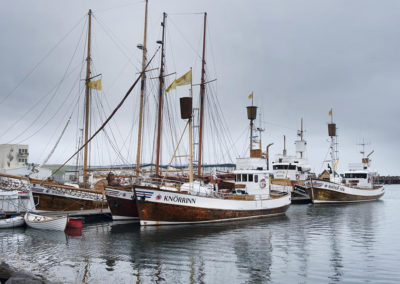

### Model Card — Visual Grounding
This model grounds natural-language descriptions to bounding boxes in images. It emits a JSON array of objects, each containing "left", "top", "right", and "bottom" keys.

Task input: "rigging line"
[
  {"left": 208, "top": 91, "right": 231, "bottom": 163},
  {"left": 2, "top": 62, "right": 82, "bottom": 143},
  {"left": 92, "top": 15, "right": 141, "bottom": 71},
  {"left": 51, "top": 46, "right": 160, "bottom": 176},
  {"left": 4, "top": 20, "right": 87, "bottom": 143},
  {"left": 95, "top": 0, "right": 144, "bottom": 13},
  {"left": 16, "top": 73, "right": 84, "bottom": 144},
  {"left": 168, "top": 17, "right": 202, "bottom": 60},
  {"left": 207, "top": 83, "right": 237, "bottom": 158},
  {"left": 38, "top": 85, "right": 83, "bottom": 163},
  {"left": 168, "top": 12, "right": 205, "bottom": 16},
  {"left": 92, "top": 87, "right": 128, "bottom": 165},
  {"left": 207, "top": 21, "right": 218, "bottom": 79},
  {"left": 40, "top": 115, "right": 72, "bottom": 167},
  {"left": 90, "top": 64, "right": 131, "bottom": 157},
  {"left": 10, "top": 30, "right": 86, "bottom": 144},
  {"left": 0, "top": 15, "right": 86, "bottom": 105},
  {"left": 0, "top": 61, "right": 85, "bottom": 141},
  {"left": 102, "top": 129, "right": 130, "bottom": 164}
]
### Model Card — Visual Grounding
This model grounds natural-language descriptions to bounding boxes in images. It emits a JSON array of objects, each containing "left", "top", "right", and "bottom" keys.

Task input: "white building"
[{"left": 0, "top": 144, "right": 29, "bottom": 169}]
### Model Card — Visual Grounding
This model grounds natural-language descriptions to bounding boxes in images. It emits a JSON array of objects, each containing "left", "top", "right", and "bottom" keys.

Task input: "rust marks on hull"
[
  {"left": 136, "top": 200, "right": 289, "bottom": 224},
  {"left": 33, "top": 193, "right": 107, "bottom": 211},
  {"left": 306, "top": 187, "right": 384, "bottom": 203},
  {"left": 106, "top": 195, "right": 138, "bottom": 218}
]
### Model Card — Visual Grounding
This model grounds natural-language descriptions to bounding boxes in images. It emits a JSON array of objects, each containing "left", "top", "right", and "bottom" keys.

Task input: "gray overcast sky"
[{"left": 0, "top": 0, "right": 399, "bottom": 175}]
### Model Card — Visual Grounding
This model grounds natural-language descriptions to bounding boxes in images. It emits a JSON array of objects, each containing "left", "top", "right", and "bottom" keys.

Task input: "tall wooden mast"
[
  {"left": 197, "top": 12, "right": 207, "bottom": 177},
  {"left": 135, "top": 0, "right": 148, "bottom": 178},
  {"left": 155, "top": 12, "right": 167, "bottom": 178},
  {"left": 83, "top": 9, "right": 92, "bottom": 187}
]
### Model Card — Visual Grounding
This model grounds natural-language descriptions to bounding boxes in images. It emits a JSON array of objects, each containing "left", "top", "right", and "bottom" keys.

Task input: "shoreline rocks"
[{"left": 0, "top": 261, "right": 52, "bottom": 284}]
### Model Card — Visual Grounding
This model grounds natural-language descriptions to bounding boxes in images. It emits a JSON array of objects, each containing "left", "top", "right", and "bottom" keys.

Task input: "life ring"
[
  {"left": 259, "top": 178, "right": 267, "bottom": 189},
  {"left": 296, "top": 174, "right": 300, "bottom": 180}
]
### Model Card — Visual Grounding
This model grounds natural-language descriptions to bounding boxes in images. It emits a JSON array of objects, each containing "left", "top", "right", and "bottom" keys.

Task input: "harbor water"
[{"left": 1, "top": 185, "right": 399, "bottom": 283}]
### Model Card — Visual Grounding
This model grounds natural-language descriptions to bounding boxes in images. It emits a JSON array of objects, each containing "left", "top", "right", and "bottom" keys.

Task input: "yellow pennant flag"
[
  {"left": 328, "top": 108, "right": 333, "bottom": 116},
  {"left": 248, "top": 92, "right": 253, "bottom": 99},
  {"left": 333, "top": 159, "right": 339, "bottom": 169},
  {"left": 88, "top": 79, "right": 102, "bottom": 90},
  {"left": 165, "top": 70, "right": 192, "bottom": 93}
]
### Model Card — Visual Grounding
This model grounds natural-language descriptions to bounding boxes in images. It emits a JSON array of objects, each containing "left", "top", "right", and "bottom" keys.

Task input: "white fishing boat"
[
  {"left": 304, "top": 112, "right": 384, "bottom": 203},
  {"left": 24, "top": 212, "right": 68, "bottom": 231},
  {"left": 0, "top": 215, "right": 25, "bottom": 229},
  {"left": 270, "top": 120, "right": 312, "bottom": 203}
]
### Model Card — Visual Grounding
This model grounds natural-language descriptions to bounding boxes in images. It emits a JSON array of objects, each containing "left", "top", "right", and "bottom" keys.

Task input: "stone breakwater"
[{"left": 0, "top": 261, "right": 52, "bottom": 283}]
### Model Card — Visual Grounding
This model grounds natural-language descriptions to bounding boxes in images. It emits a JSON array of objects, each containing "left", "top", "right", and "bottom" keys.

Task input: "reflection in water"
[{"left": 0, "top": 187, "right": 399, "bottom": 283}]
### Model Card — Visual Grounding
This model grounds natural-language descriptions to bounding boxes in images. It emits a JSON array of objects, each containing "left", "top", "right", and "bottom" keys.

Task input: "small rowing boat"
[
  {"left": 24, "top": 212, "right": 68, "bottom": 231},
  {"left": 0, "top": 216, "right": 25, "bottom": 229}
]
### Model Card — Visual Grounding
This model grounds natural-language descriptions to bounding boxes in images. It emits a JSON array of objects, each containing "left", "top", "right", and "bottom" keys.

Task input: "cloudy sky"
[{"left": 0, "top": 0, "right": 399, "bottom": 175}]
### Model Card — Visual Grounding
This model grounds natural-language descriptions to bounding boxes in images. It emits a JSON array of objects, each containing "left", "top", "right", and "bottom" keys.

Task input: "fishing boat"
[
  {"left": 134, "top": 98, "right": 291, "bottom": 226},
  {"left": 271, "top": 119, "right": 312, "bottom": 203},
  {"left": 304, "top": 111, "right": 384, "bottom": 203},
  {"left": 24, "top": 212, "right": 68, "bottom": 231}
]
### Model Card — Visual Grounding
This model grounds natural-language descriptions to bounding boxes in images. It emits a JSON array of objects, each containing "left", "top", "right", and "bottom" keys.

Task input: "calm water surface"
[{"left": 1, "top": 185, "right": 400, "bottom": 283}]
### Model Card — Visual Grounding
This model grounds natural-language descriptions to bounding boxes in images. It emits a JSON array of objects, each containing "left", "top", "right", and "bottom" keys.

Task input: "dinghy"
[
  {"left": 0, "top": 215, "right": 25, "bottom": 229},
  {"left": 24, "top": 212, "right": 68, "bottom": 231}
]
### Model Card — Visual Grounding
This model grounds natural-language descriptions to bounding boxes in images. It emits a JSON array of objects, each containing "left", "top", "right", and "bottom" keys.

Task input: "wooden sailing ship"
[
  {"left": 304, "top": 113, "right": 384, "bottom": 203},
  {"left": 134, "top": 96, "right": 291, "bottom": 225}
]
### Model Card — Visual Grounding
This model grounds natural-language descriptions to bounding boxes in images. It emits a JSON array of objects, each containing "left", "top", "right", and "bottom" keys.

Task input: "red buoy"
[{"left": 67, "top": 218, "right": 83, "bottom": 229}]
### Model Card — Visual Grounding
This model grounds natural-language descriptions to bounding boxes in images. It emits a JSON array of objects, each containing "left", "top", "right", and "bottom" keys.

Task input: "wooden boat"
[
  {"left": 30, "top": 181, "right": 107, "bottom": 212},
  {"left": 135, "top": 101, "right": 291, "bottom": 226},
  {"left": 0, "top": 216, "right": 25, "bottom": 229},
  {"left": 24, "top": 212, "right": 68, "bottom": 231},
  {"left": 304, "top": 112, "right": 384, "bottom": 203},
  {"left": 305, "top": 178, "right": 384, "bottom": 203},
  {"left": 105, "top": 184, "right": 138, "bottom": 221}
]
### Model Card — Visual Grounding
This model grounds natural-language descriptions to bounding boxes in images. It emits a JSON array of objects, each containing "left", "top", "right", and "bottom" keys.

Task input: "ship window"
[
  {"left": 345, "top": 173, "right": 367, "bottom": 179},
  {"left": 298, "top": 167, "right": 302, "bottom": 171},
  {"left": 248, "top": 174, "right": 253, "bottom": 182},
  {"left": 242, "top": 174, "right": 247, "bottom": 182},
  {"left": 254, "top": 175, "right": 258, "bottom": 182},
  {"left": 289, "top": 165, "right": 296, "bottom": 170},
  {"left": 236, "top": 174, "right": 241, "bottom": 182}
]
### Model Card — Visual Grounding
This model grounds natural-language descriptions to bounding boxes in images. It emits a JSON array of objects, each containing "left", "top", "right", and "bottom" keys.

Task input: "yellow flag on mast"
[
  {"left": 165, "top": 70, "right": 192, "bottom": 93},
  {"left": 328, "top": 108, "right": 333, "bottom": 116},
  {"left": 333, "top": 159, "right": 339, "bottom": 170},
  {"left": 88, "top": 79, "right": 102, "bottom": 90},
  {"left": 248, "top": 92, "right": 253, "bottom": 99}
]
